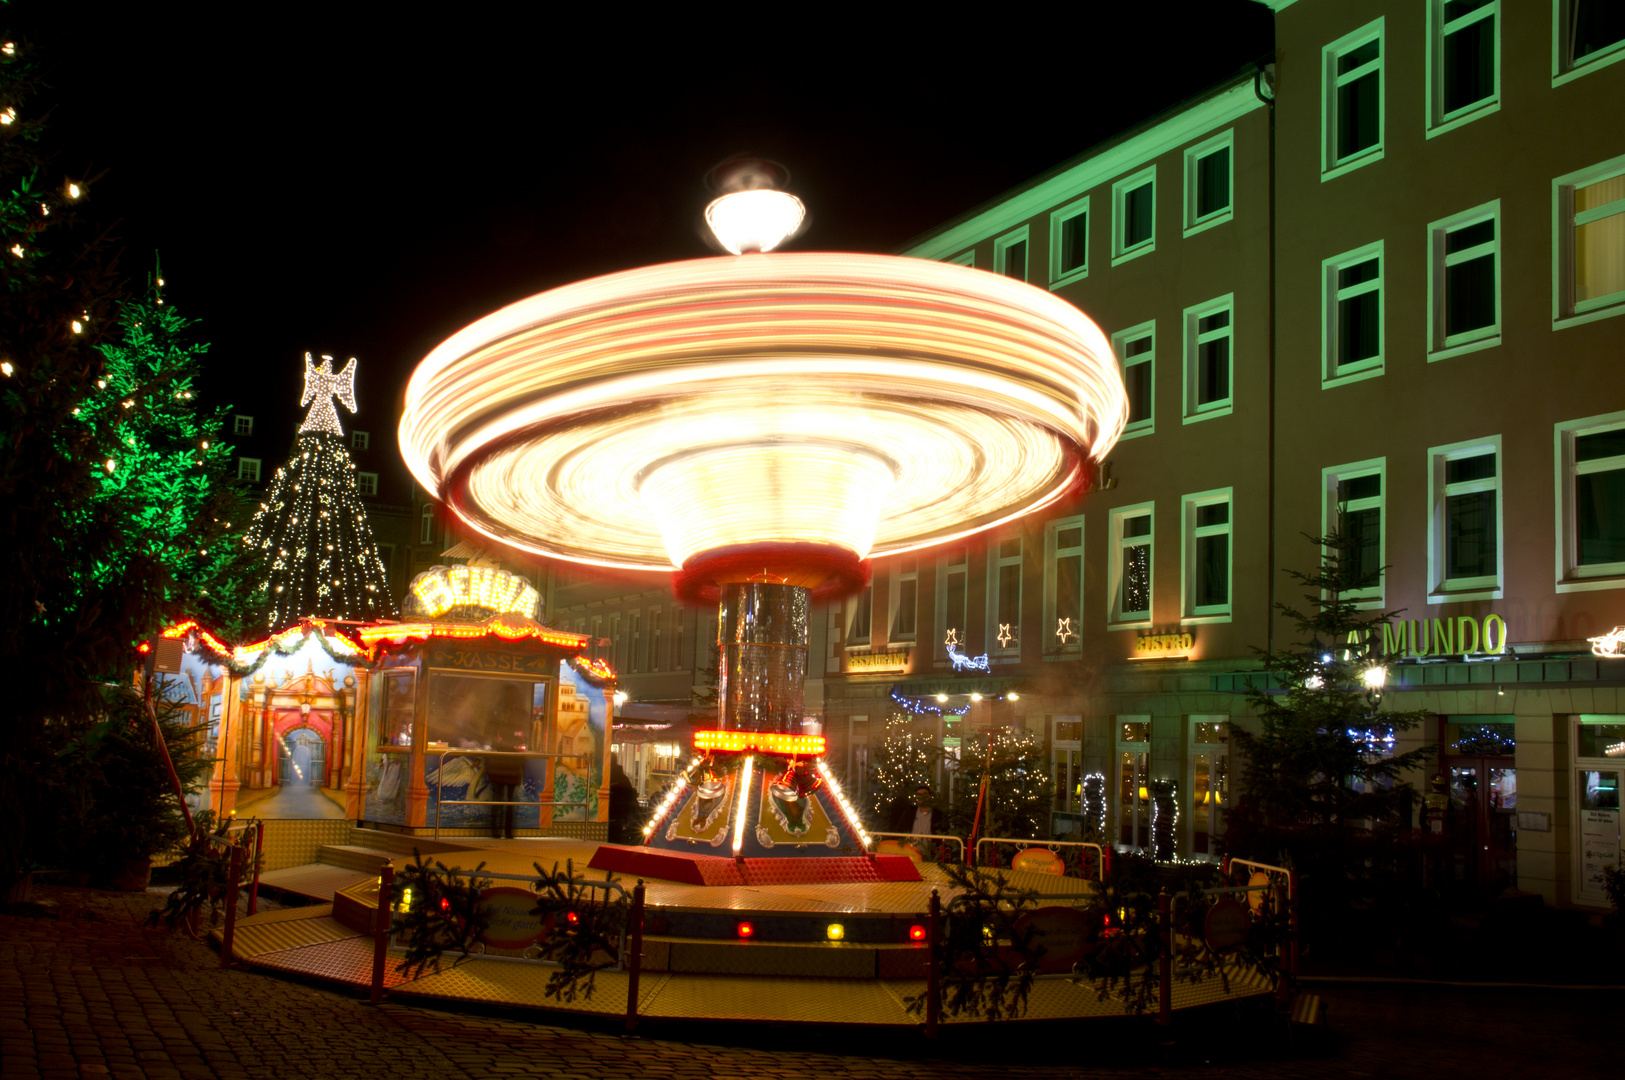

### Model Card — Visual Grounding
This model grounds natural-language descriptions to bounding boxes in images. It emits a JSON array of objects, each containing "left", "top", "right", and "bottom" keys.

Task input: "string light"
[
  {"left": 889, "top": 689, "right": 968, "bottom": 716},
  {"left": 732, "top": 755, "right": 756, "bottom": 856},
  {"left": 244, "top": 354, "right": 395, "bottom": 630},
  {"left": 0, "top": 362, "right": 12, "bottom": 376},
  {"left": 816, "top": 758, "right": 870, "bottom": 849},
  {"left": 693, "top": 730, "right": 826, "bottom": 755}
]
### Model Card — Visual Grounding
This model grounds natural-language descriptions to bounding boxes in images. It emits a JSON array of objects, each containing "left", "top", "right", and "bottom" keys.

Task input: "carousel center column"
[{"left": 717, "top": 581, "right": 809, "bottom": 733}]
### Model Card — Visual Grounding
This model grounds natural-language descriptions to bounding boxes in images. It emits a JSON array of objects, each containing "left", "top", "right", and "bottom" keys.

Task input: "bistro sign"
[{"left": 1135, "top": 632, "right": 1193, "bottom": 655}]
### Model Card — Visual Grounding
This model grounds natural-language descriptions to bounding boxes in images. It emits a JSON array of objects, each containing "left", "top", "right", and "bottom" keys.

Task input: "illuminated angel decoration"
[{"left": 299, "top": 352, "right": 359, "bottom": 436}]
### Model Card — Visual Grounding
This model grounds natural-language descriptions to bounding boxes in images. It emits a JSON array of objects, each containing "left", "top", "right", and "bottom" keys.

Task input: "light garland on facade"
[
  {"left": 692, "top": 730, "right": 826, "bottom": 755},
  {"left": 162, "top": 619, "right": 232, "bottom": 658},
  {"left": 400, "top": 253, "right": 1127, "bottom": 574},
  {"left": 816, "top": 758, "right": 871, "bottom": 851},
  {"left": 888, "top": 689, "right": 969, "bottom": 717},
  {"left": 356, "top": 618, "right": 587, "bottom": 652}
]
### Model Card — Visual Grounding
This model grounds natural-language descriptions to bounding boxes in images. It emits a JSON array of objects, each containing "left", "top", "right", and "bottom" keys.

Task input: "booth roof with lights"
[{"left": 155, "top": 563, "right": 618, "bottom": 835}]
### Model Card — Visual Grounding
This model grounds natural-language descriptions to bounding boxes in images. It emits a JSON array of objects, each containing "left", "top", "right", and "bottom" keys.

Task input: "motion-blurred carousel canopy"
[{"left": 399, "top": 252, "right": 1128, "bottom": 582}]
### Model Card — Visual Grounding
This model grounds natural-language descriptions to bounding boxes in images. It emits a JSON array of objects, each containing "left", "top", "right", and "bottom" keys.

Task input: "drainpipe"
[{"left": 1254, "top": 58, "right": 1277, "bottom": 656}]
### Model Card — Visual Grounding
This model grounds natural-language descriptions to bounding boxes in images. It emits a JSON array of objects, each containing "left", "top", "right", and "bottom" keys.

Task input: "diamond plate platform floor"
[{"left": 256, "top": 862, "right": 379, "bottom": 901}]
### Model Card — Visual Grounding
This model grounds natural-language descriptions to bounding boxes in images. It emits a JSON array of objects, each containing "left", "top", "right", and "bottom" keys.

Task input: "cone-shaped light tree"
[{"left": 243, "top": 354, "right": 397, "bottom": 630}]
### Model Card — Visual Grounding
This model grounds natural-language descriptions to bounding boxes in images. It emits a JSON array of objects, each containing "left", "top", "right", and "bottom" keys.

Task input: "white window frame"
[
  {"left": 628, "top": 611, "right": 642, "bottom": 673},
  {"left": 1183, "top": 293, "right": 1234, "bottom": 423},
  {"left": 357, "top": 471, "right": 378, "bottom": 497},
  {"left": 650, "top": 607, "right": 663, "bottom": 672},
  {"left": 948, "top": 249, "right": 976, "bottom": 268},
  {"left": 935, "top": 546, "right": 970, "bottom": 661},
  {"left": 419, "top": 503, "right": 434, "bottom": 544},
  {"left": 1112, "top": 320, "right": 1155, "bottom": 439},
  {"left": 1553, "top": 154, "right": 1625, "bottom": 329},
  {"left": 994, "top": 226, "right": 1030, "bottom": 282},
  {"left": 237, "top": 457, "right": 260, "bottom": 482},
  {"left": 1553, "top": 0, "right": 1625, "bottom": 85},
  {"left": 1048, "top": 195, "right": 1090, "bottom": 288},
  {"left": 1181, "top": 488, "right": 1233, "bottom": 624},
  {"left": 1427, "top": 434, "right": 1504, "bottom": 603},
  {"left": 1322, "top": 240, "right": 1385, "bottom": 387},
  {"left": 1183, "top": 129, "right": 1234, "bottom": 237},
  {"left": 234, "top": 415, "right": 254, "bottom": 436},
  {"left": 1428, "top": 200, "right": 1502, "bottom": 361},
  {"left": 1115, "top": 717, "right": 1152, "bottom": 853},
  {"left": 889, "top": 557, "right": 919, "bottom": 643},
  {"left": 1111, "top": 165, "right": 1157, "bottom": 265},
  {"left": 846, "top": 585, "right": 873, "bottom": 649},
  {"left": 1186, "top": 716, "right": 1229, "bottom": 861},
  {"left": 352, "top": 430, "right": 370, "bottom": 451},
  {"left": 1051, "top": 716, "right": 1085, "bottom": 821},
  {"left": 1555, "top": 411, "right": 1625, "bottom": 592},
  {"left": 1109, "top": 503, "right": 1155, "bottom": 630},
  {"left": 1323, "top": 457, "right": 1387, "bottom": 608},
  {"left": 1571, "top": 715, "right": 1625, "bottom": 908},
  {"left": 1044, "top": 515, "right": 1085, "bottom": 658},
  {"left": 986, "top": 533, "right": 1023, "bottom": 659},
  {"left": 1322, "top": 18, "right": 1386, "bottom": 180},
  {"left": 1427, "top": 0, "right": 1500, "bottom": 137}
]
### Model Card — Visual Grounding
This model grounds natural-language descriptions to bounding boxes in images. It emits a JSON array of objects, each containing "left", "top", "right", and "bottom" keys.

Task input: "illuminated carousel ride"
[{"left": 399, "top": 166, "right": 1128, "bottom": 889}]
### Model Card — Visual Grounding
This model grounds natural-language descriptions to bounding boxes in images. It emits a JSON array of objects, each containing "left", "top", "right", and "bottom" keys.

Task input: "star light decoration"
[
  {"left": 299, "top": 353, "right": 358, "bottom": 437},
  {"left": 944, "top": 628, "right": 961, "bottom": 649},
  {"left": 997, "top": 623, "right": 1015, "bottom": 648},
  {"left": 1056, "top": 617, "right": 1078, "bottom": 644}
]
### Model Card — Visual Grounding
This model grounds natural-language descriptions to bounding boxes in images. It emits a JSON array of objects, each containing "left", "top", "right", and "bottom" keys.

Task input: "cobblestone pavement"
[{"left": 3, "top": 884, "right": 1623, "bottom": 1080}]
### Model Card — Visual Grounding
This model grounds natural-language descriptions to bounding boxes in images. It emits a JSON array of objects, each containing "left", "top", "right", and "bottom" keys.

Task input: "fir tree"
[
  {"left": 75, "top": 278, "right": 265, "bottom": 640},
  {"left": 868, "top": 710, "right": 943, "bottom": 824},
  {"left": 1226, "top": 526, "right": 1435, "bottom": 943},
  {"left": 953, "top": 727, "right": 1054, "bottom": 842},
  {"left": 242, "top": 353, "right": 396, "bottom": 630}
]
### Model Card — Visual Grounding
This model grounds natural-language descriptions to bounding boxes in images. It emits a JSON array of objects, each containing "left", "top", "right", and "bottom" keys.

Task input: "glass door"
[
  {"left": 1442, "top": 717, "right": 1517, "bottom": 892},
  {"left": 1116, "top": 719, "right": 1150, "bottom": 851},
  {"left": 1574, "top": 717, "right": 1625, "bottom": 907},
  {"left": 1189, "top": 719, "right": 1228, "bottom": 859},
  {"left": 1051, "top": 717, "right": 1082, "bottom": 835}
]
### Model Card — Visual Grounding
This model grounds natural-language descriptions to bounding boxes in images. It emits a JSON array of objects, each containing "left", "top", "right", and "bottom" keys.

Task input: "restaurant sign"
[{"left": 848, "top": 650, "right": 909, "bottom": 674}]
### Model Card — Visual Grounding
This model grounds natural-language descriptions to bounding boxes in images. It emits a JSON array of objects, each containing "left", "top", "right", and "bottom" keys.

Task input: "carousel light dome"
[{"left": 399, "top": 252, "right": 1128, "bottom": 581}]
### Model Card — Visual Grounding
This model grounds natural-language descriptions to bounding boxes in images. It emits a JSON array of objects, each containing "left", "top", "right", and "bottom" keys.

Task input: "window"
[
  {"left": 356, "top": 471, "right": 378, "bottom": 497},
  {"left": 1572, "top": 715, "right": 1625, "bottom": 907},
  {"left": 1112, "top": 320, "right": 1155, "bottom": 437},
  {"left": 1322, "top": 19, "right": 1385, "bottom": 179},
  {"left": 1051, "top": 717, "right": 1084, "bottom": 824},
  {"left": 995, "top": 227, "right": 1029, "bottom": 282},
  {"left": 935, "top": 546, "right": 969, "bottom": 660},
  {"left": 352, "top": 430, "right": 370, "bottom": 451},
  {"left": 1044, "top": 516, "right": 1084, "bottom": 655},
  {"left": 1428, "top": 436, "right": 1503, "bottom": 601},
  {"left": 1555, "top": 1, "right": 1625, "bottom": 83},
  {"left": 1556, "top": 412, "right": 1625, "bottom": 591},
  {"left": 1429, "top": 1, "right": 1499, "bottom": 134},
  {"left": 1322, "top": 242, "right": 1384, "bottom": 385},
  {"left": 234, "top": 415, "right": 254, "bottom": 436},
  {"left": 629, "top": 612, "right": 642, "bottom": 673},
  {"left": 987, "top": 535, "right": 1022, "bottom": 656},
  {"left": 847, "top": 586, "right": 872, "bottom": 647},
  {"left": 419, "top": 503, "right": 435, "bottom": 544},
  {"left": 1116, "top": 718, "right": 1151, "bottom": 851},
  {"left": 1049, "top": 197, "right": 1089, "bottom": 287},
  {"left": 1323, "top": 458, "right": 1386, "bottom": 604},
  {"left": 609, "top": 614, "right": 623, "bottom": 671},
  {"left": 672, "top": 608, "right": 684, "bottom": 670},
  {"left": 1112, "top": 166, "right": 1156, "bottom": 264},
  {"left": 237, "top": 457, "right": 261, "bottom": 482},
  {"left": 650, "top": 608, "right": 663, "bottom": 671},
  {"left": 590, "top": 615, "right": 603, "bottom": 660},
  {"left": 1555, "top": 155, "right": 1625, "bottom": 327},
  {"left": 1110, "top": 505, "right": 1154, "bottom": 628},
  {"left": 1183, "top": 131, "right": 1233, "bottom": 236},
  {"left": 1428, "top": 201, "right": 1501, "bottom": 359},
  {"left": 1182, "top": 490, "right": 1232, "bottom": 622},
  {"left": 889, "top": 558, "right": 918, "bottom": 641},
  {"left": 949, "top": 249, "right": 976, "bottom": 268},
  {"left": 1183, "top": 295, "right": 1233, "bottom": 422},
  {"left": 1188, "top": 718, "right": 1229, "bottom": 859}
]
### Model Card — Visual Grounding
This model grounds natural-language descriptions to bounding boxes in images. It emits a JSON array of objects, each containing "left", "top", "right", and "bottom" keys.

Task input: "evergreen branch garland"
[
  {"left": 389, "top": 851, "right": 493, "bottom": 979},
  {"left": 527, "top": 859, "right": 628, "bottom": 1003}
]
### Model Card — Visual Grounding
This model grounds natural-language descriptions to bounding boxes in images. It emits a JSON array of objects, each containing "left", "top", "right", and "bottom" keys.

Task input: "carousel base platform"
[
  {"left": 220, "top": 835, "right": 1275, "bottom": 1028},
  {"left": 586, "top": 844, "right": 923, "bottom": 886}
]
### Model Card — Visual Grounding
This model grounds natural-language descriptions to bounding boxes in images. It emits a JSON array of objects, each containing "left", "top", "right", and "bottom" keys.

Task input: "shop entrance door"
[{"left": 1443, "top": 758, "right": 1517, "bottom": 891}]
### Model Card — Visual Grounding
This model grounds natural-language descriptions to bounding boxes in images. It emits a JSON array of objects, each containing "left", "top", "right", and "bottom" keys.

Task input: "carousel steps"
[
  {"left": 636, "top": 936, "right": 931, "bottom": 979},
  {"left": 316, "top": 844, "right": 404, "bottom": 874},
  {"left": 347, "top": 827, "right": 470, "bottom": 857}
]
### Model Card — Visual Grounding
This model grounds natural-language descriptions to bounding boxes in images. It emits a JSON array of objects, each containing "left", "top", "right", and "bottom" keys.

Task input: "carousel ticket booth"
[{"left": 350, "top": 565, "right": 616, "bottom": 837}]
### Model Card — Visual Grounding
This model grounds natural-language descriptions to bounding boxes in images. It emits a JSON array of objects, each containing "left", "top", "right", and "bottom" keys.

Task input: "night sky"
[{"left": 22, "top": 3, "right": 1273, "bottom": 460}]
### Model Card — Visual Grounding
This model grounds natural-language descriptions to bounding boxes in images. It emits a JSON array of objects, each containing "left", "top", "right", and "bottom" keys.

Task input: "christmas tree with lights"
[
  {"left": 867, "top": 710, "right": 944, "bottom": 824},
  {"left": 243, "top": 353, "right": 396, "bottom": 630}
]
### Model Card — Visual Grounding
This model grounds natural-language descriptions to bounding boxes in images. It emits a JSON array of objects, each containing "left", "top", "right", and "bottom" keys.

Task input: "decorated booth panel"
[
  {"left": 555, "top": 659, "right": 607, "bottom": 822},
  {"left": 152, "top": 637, "right": 231, "bottom": 813}
]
